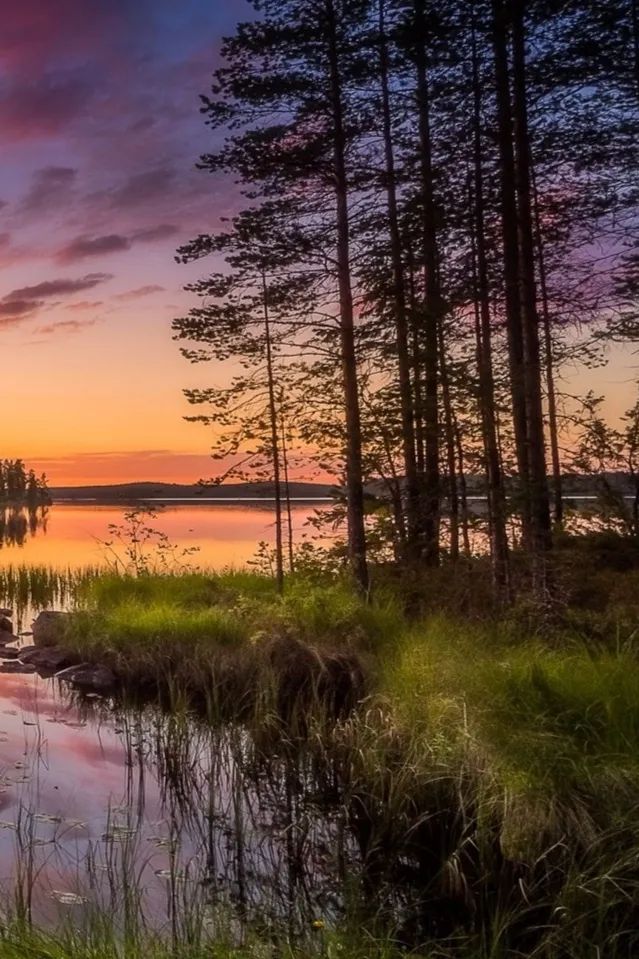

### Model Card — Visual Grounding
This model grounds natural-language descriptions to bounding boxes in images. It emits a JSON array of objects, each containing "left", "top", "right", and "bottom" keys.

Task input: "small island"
[{"left": 0, "top": 459, "right": 51, "bottom": 508}]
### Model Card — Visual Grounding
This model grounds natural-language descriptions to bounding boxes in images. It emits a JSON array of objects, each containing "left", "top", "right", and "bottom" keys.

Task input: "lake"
[
  {"left": 0, "top": 500, "right": 364, "bottom": 938},
  {"left": 0, "top": 502, "right": 330, "bottom": 571},
  {"left": 0, "top": 670, "right": 355, "bottom": 933}
]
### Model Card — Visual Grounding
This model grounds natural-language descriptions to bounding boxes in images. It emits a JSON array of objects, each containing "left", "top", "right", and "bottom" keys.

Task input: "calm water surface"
[
  {"left": 0, "top": 671, "right": 354, "bottom": 933},
  {"left": 0, "top": 502, "right": 329, "bottom": 570},
  {"left": 0, "top": 502, "right": 357, "bottom": 936}
]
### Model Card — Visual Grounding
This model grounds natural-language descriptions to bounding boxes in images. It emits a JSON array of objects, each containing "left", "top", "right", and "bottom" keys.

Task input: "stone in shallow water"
[
  {"left": 0, "top": 609, "right": 12, "bottom": 618},
  {"left": 19, "top": 646, "right": 81, "bottom": 673},
  {"left": 56, "top": 663, "right": 117, "bottom": 693},
  {"left": 0, "top": 617, "right": 14, "bottom": 634},
  {"left": 0, "top": 633, "right": 19, "bottom": 647},
  {"left": 0, "top": 647, "right": 20, "bottom": 660},
  {"left": 32, "top": 611, "right": 70, "bottom": 647},
  {"left": 0, "top": 661, "right": 36, "bottom": 674}
]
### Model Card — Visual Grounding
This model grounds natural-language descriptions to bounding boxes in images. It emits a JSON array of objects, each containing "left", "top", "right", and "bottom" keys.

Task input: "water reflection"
[
  {"left": 0, "top": 673, "right": 357, "bottom": 938},
  {"left": 0, "top": 507, "right": 48, "bottom": 550},
  {"left": 0, "top": 503, "right": 326, "bottom": 571}
]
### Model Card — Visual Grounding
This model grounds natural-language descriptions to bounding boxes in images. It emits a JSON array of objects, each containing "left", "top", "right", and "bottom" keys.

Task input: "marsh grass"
[
  {"left": 0, "top": 925, "right": 436, "bottom": 959},
  {"left": 4, "top": 555, "right": 639, "bottom": 955},
  {"left": 0, "top": 564, "right": 102, "bottom": 633}
]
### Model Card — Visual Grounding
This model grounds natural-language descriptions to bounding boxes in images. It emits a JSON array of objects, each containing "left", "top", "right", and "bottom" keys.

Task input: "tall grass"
[{"left": 4, "top": 559, "right": 639, "bottom": 955}]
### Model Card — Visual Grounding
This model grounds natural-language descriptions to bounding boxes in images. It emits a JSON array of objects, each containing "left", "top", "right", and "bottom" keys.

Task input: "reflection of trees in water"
[
  {"left": 0, "top": 506, "right": 48, "bottom": 548},
  {"left": 3, "top": 703, "right": 358, "bottom": 940}
]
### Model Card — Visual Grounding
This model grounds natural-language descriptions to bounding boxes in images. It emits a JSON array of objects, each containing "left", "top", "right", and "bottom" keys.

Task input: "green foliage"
[{"left": 383, "top": 616, "right": 639, "bottom": 797}]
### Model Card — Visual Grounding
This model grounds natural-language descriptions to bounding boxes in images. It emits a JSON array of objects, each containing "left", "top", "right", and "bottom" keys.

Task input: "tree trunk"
[
  {"left": 454, "top": 418, "right": 472, "bottom": 558},
  {"left": 470, "top": 8, "right": 510, "bottom": 597},
  {"left": 378, "top": 0, "right": 422, "bottom": 561},
  {"left": 438, "top": 323, "right": 459, "bottom": 561},
  {"left": 531, "top": 167, "right": 563, "bottom": 528},
  {"left": 325, "top": 0, "right": 369, "bottom": 593},
  {"left": 492, "top": 0, "right": 531, "bottom": 542},
  {"left": 414, "top": 0, "right": 441, "bottom": 565},
  {"left": 261, "top": 270, "right": 284, "bottom": 594},
  {"left": 280, "top": 410, "right": 295, "bottom": 572},
  {"left": 406, "top": 242, "right": 426, "bottom": 477},
  {"left": 510, "top": 0, "right": 552, "bottom": 583}
]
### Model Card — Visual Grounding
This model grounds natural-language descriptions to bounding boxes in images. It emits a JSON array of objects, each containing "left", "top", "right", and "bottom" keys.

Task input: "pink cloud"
[{"left": 35, "top": 318, "right": 98, "bottom": 335}]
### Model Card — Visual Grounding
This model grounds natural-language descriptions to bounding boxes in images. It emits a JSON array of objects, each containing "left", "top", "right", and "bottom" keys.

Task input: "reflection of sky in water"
[
  {"left": 0, "top": 672, "right": 354, "bottom": 932},
  {"left": 0, "top": 504, "right": 329, "bottom": 570}
]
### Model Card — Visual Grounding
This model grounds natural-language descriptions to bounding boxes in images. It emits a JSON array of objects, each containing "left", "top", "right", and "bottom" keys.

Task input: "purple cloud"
[
  {"left": 108, "top": 168, "right": 175, "bottom": 208},
  {"left": 6, "top": 273, "right": 113, "bottom": 300},
  {"left": 115, "top": 285, "right": 165, "bottom": 301},
  {"left": 68, "top": 300, "right": 103, "bottom": 311},
  {"left": 36, "top": 318, "right": 98, "bottom": 335},
  {"left": 0, "top": 299, "right": 41, "bottom": 318},
  {"left": 20, "top": 166, "right": 77, "bottom": 213},
  {"left": 131, "top": 223, "right": 179, "bottom": 243},
  {"left": 57, "top": 234, "right": 130, "bottom": 263},
  {"left": 0, "top": 71, "right": 95, "bottom": 140},
  {"left": 56, "top": 224, "right": 180, "bottom": 263}
]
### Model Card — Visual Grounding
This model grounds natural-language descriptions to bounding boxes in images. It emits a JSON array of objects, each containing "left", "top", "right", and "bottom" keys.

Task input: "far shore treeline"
[{"left": 0, "top": 459, "right": 50, "bottom": 507}]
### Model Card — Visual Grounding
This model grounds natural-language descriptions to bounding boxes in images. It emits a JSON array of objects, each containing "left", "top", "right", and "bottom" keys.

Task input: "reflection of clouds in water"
[
  {"left": 0, "top": 503, "right": 329, "bottom": 569},
  {"left": 0, "top": 673, "right": 357, "bottom": 934}
]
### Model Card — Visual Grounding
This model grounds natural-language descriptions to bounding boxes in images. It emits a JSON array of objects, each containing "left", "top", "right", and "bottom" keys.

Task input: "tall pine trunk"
[
  {"left": 470, "top": 8, "right": 510, "bottom": 597},
  {"left": 414, "top": 0, "right": 441, "bottom": 564},
  {"left": 406, "top": 242, "right": 426, "bottom": 477},
  {"left": 261, "top": 270, "right": 284, "bottom": 594},
  {"left": 378, "top": 0, "right": 422, "bottom": 560},
  {"left": 492, "top": 0, "right": 531, "bottom": 542},
  {"left": 531, "top": 169, "right": 563, "bottom": 527},
  {"left": 280, "top": 410, "right": 295, "bottom": 572},
  {"left": 325, "top": 0, "right": 369, "bottom": 593},
  {"left": 510, "top": 0, "right": 552, "bottom": 580},
  {"left": 438, "top": 323, "right": 460, "bottom": 561}
]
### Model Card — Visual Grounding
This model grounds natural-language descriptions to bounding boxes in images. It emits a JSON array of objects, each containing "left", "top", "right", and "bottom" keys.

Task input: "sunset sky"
[{"left": 1, "top": 0, "right": 637, "bottom": 486}]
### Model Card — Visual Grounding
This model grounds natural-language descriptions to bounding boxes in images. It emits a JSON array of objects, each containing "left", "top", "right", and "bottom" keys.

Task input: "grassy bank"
[{"left": 3, "top": 537, "right": 639, "bottom": 955}]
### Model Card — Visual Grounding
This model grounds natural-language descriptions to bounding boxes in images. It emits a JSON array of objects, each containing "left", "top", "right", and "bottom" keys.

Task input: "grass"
[
  {"left": 45, "top": 571, "right": 400, "bottom": 716},
  {"left": 4, "top": 537, "right": 639, "bottom": 956},
  {"left": 0, "top": 926, "right": 439, "bottom": 959}
]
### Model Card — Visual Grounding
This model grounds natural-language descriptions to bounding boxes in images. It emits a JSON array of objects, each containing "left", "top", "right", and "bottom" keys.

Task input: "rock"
[
  {"left": 56, "top": 663, "right": 117, "bottom": 694},
  {"left": 0, "top": 616, "right": 13, "bottom": 634},
  {"left": 0, "top": 608, "right": 12, "bottom": 617},
  {"left": 0, "top": 661, "right": 36, "bottom": 674},
  {"left": 19, "top": 646, "right": 81, "bottom": 674},
  {"left": 32, "top": 611, "right": 71, "bottom": 647},
  {"left": 0, "top": 632, "right": 19, "bottom": 646},
  {"left": 0, "top": 647, "right": 21, "bottom": 660}
]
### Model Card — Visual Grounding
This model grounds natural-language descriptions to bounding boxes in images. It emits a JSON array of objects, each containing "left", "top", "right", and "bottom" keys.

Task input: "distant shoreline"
[
  {"left": 46, "top": 480, "right": 337, "bottom": 506},
  {"left": 50, "top": 496, "right": 334, "bottom": 505}
]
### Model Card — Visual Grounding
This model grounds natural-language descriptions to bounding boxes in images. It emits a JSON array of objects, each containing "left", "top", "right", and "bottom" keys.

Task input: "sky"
[
  {"left": 1, "top": 1, "right": 637, "bottom": 487},
  {"left": 1, "top": 0, "right": 248, "bottom": 485}
]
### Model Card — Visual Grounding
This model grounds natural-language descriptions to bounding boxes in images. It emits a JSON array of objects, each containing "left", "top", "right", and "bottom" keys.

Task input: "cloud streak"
[
  {"left": 56, "top": 225, "right": 180, "bottom": 263},
  {"left": 57, "top": 234, "right": 130, "bottom": 263},
  {"left": 114, "top": 284, "right": 165, "bottom": 301},
  {"left": 0, "top": 273, "right": 113, "bottom": 328},
  {"left": 6, "top": 273, "right": 113, "bottom": 300},
  {"left": 36, "top": 318, "right": 98, "bottom": 335}
]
